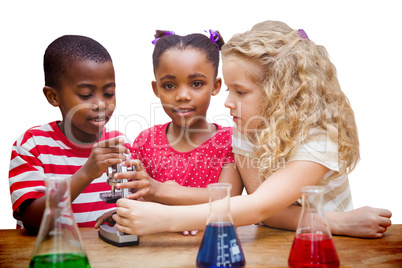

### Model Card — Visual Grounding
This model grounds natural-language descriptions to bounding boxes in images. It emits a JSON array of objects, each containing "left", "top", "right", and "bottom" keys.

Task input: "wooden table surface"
[{"left": 1, "top": 224, "right": 401, "bottom": 267}]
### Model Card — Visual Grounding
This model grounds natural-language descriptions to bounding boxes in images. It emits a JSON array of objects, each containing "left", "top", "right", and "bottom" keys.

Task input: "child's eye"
[
  {"left": 162, "top": 83, "right": 175, "bottom": 90},
  {"left": 78, "top": 94, "right": 92, "bottom": 99},
  {"left": 104, "top": 93, "right": 115, "bottom": 98},
  {"left": 226, "top": 87, "right": 246, "bottom": 95},
  {"left": 192, "top": 81, "right": 204, "bottom": 88}
]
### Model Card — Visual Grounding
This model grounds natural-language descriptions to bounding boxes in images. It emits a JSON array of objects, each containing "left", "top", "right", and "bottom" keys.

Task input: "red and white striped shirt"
[{"left": 9, "top": 121, "right": 131, "bottom": 228}]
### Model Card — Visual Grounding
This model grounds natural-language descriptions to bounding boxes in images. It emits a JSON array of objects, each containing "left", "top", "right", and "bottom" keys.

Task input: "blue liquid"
[{"left": 196, "top": 223, "right": 245, "bottom": 268}]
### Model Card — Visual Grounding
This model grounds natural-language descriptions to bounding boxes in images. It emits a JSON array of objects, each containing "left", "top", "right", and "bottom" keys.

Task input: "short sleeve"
[
  {"left": 9, "top": 134, "right": 46, "bottom": 220},
  {"left": 232, "top": 125, "right": 257, "bottom": 158},
  {"left": 131, "top": 129, "right": 151, "bottom": 160},
  {"left": 288, "top": 130, "right": 340, "bottom": 172},
  {"left": 213, "top": 126, "right": 235, "bottom": 167},
  {"left": 222, "top": 145, "right": 235, "bottom": 166}
]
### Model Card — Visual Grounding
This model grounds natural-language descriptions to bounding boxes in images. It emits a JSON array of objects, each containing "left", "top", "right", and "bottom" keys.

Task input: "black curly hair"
[{"left": 44, "top": 35, "right": 112, "bottom": 88}]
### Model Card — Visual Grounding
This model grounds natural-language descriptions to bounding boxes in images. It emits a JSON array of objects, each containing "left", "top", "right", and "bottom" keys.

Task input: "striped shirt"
[
  {"left": 9, "top": 121, "right": 131, "bottom": 228},
  {"left": 232, "top": 125, "right": 353, "bottom": 212}
]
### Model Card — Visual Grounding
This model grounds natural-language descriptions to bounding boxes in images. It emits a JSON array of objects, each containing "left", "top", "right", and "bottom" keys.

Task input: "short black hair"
[
  {"left": 152, "top": 31, "right": 224, "bottom": 77},
  {"left": 44, "top": 35, "right": 112, "bottom": 88}
]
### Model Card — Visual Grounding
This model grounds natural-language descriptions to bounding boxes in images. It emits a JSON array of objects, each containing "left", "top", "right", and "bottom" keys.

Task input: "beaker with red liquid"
[
  {"left": 288, "top": 186, "right": 340, "bottom": 268},
  {"left": 196, "top": 183, "right": 245, "bottom": 268}
]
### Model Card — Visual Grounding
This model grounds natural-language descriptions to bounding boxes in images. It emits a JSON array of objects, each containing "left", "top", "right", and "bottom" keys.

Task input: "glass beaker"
[
  {"left": 196, "top": 183, "right": 245, "bottom": 268},
  {"left": 29, "top": 176, "right": 90, "bottom": 268},
  {"left": 288, "top": 186, "right": 340, "bottom": 268}
]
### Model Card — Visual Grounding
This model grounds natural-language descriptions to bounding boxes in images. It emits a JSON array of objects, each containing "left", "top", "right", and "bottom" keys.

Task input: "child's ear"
[
  {"left": 211, "top": 78, "right": 222, "bottom": 96},
  {"left": 152, "top": 81, "right": 160, "bottom": 98},
  {"left": 43, "top": 86, "right": 59, "bottom": 107}
]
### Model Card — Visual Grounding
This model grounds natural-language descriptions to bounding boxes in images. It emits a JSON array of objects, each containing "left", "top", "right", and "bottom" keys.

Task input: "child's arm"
[
  {"left": 114, "top": 160, "right": 242, "bottom": 205},
  {"left": 325, "top": 207, "right": 392, "bottom": 238},
  {"left": 112, "top": 160, "right": 329, "bottom": 235},
  {"left": 236, "top": 154, "right": 392, "bottom": 238},
  {"left": 262, "top": 205, "right": 392, "bottom": 238},
  {"left": 216, "top": 163, "right": 243, "bottom": 196},
  {"left": 69, "top": 137, "right": 129, "bottom": 201},
  {"left": 19, "top": 137, "right": 128, "bottom": 234}
]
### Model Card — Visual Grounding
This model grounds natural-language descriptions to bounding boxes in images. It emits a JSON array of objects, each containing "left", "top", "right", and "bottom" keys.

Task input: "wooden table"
[{"left": 1, "top": 224, "right": 401, "bottom": 267}]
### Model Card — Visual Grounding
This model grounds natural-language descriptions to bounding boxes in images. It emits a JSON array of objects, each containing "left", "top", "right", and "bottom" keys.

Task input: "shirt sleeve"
[
  {"left": 222, "top": 145, "right": 235, "bottom": 166},
  {"left": 288, "top": 130, "right": 340, "bottom": 172},
  {"left": 130, "top": 129, "right": 154, "bottom": 178},
  {"left": 219, "top": 127, "right": 235, "bottom": 166},
  {"left": 130, "top": 129, "right": 149, "bottom": 161},
  {"left": 9, "top": 133, "right": 46, "bottom": 220},
  {"left": 232, "top": 124, "right": 257, "bottom": 158}
]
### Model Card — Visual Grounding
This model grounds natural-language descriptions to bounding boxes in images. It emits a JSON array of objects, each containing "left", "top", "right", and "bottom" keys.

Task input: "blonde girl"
[{"left": 111, "top": 20, "right": 391, "bottom": 238}]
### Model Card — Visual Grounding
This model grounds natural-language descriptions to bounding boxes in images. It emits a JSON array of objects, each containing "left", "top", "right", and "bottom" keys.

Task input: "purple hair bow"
[
  {"left": 297, "top": 29, "right": 310, "bottom": 41},
  {"left": 205, "top": 29, "right": 219, "bottom": 48},
  {"left": 152, "top": 31, "right": 175, "bottom": 45}
]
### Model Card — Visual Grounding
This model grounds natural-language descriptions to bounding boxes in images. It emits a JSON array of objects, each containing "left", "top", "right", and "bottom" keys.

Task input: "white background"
[{"left": 0, "top": 0, "right": 400, "bottom": 229}]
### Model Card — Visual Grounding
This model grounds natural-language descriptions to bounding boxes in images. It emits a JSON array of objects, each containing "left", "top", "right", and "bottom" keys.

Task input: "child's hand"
[
  {"left": 335, "top": 206, "right": 392, "bottom": 238},
  {"left": 182, "top": 230, "right": 198, "bottom": 236},
  {"left": 94, "top": 209, "right": 116, "bottom": 229},
  {"left": 114, "top": 159, "right": 159, "bottom": 201},
  {"left": 81, "top": 137, "right": 129, "bottom": 181},
  {"left": 113, "top": 199, "right": 170, "bottom": 235}
]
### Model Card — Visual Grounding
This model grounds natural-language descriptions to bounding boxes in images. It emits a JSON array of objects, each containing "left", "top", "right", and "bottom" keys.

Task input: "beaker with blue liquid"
[{"left": 196, "top": 183, "right": 245, "bottom": 268}]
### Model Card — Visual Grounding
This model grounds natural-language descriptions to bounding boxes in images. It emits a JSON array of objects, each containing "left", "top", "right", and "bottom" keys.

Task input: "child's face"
[
  {"left": 223, "top": 57, "right": 265, "bottom": 133},
  {"left": 56, "top": 60, "right": 116, "bottom": 143},
  {"left": 152, "top": 48, "right": 221, "bottom": 129}
]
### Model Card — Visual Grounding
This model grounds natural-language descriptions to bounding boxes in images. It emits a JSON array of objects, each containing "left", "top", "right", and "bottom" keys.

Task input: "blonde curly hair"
[{"left": 222, "top": 21, "right": 359, "bottom": 178}]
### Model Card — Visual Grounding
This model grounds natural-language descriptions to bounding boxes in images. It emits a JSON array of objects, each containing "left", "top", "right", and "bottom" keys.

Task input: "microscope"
[{"left": 98, "top": 164, "right": 140, "bottom": 247}]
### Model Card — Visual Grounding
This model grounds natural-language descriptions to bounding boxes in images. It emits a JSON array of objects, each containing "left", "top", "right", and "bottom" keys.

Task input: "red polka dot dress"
[{"left": 131, "top": 122, "right": 234, "bottom": 188}]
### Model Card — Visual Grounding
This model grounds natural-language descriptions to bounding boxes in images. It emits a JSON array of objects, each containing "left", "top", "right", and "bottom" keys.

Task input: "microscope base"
[{"left": 98, "top": 224, "right": 139, "bottom": 247}]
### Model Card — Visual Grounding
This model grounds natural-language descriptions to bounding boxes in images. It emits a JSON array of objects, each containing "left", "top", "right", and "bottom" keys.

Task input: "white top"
[{"left": 232, "top": 125, "right": 353, "bottom": 212}]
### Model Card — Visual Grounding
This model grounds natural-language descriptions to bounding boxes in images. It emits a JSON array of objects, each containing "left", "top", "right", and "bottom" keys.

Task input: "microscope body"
[
  {"left": 99, "top": 164, "right": 135, "bottom": 203},
  {"left": 98, "top": 163, "right": 139, "bottom": 247}
]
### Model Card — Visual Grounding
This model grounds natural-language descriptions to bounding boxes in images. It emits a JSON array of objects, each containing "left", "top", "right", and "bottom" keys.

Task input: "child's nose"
[
  {"left": 224, "top": 95, "right": 235, "bottom": 109},
  {"left": 175, "top": 86, "right": 191, "bottom": 102},
  {"left": 92, "top": 96, "right": 107, "bottom": 111}
]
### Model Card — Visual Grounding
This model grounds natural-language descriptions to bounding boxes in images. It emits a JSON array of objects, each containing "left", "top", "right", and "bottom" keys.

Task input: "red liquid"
[{"left": 288, "top": 233, "right": 339, "bottom": 268}]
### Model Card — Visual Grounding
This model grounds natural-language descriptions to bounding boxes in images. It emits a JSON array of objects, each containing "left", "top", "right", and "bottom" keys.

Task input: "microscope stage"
[{"left": 99, "top": 192, "right": 122, "bottom": 203}]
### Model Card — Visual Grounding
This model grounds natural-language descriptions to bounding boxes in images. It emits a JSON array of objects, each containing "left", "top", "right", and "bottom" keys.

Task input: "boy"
[{"left": 9, "top": 35, "right": 130, "bottom": 234}]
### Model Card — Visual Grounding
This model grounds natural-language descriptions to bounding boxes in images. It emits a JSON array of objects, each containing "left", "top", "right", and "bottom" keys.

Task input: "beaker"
[
  {"left": 29, "top": 176, "right": 90, "bottom": 268},
  {"left": 288, "top": 186, "right": 340, "bottom": 268},
  {"left": 196, "top": 183, "right": 245, "bottom": 268}
]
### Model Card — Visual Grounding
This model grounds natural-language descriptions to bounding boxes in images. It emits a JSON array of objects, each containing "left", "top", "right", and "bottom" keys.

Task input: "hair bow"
[
  {"left": 152, "top": 31, "right": 175, "bottom": 45},
  {"left": 205, "top": 29, "right": 219, "bottom": 48},
  {"left": 297, "top": 29, "right": 310, "bottom": 41}
]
